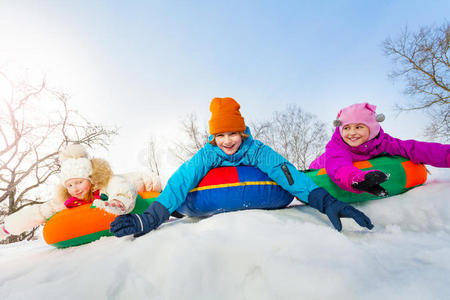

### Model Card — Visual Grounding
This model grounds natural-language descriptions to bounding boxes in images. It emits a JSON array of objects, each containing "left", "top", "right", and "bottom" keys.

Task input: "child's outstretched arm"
[
  {"left": 93, "top": 175, "right": 139, "bottom": 215},
  {"left": 119, "top": 170, "right": 162, "bottom": 193},
  {"left": 255, "top": 143, "right": 374, "bottom": 231},
  {"left": 1, "top": 194, "right": 66, "bottom": 238},
  {"left": 94, "top": 171, "right": 162, "bottom": 215},
  {"left": 382, "top": 134, "right": 450, "bottom": 168},
  {"left": 324, "top": 146, "right": 389, "bottom": 196},
  {"left": 109, "top": 148, "right": 212, "bottom": 237}
]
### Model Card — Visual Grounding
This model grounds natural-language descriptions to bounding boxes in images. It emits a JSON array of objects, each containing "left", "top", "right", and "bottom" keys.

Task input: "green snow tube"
[{"left": 304, "top": 156, "right": 428, "bottom": 203}]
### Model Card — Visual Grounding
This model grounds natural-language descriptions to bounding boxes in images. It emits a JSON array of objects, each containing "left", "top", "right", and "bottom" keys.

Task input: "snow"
[{"left": 1, "top": 168, "right": 449, "bottom": 300}]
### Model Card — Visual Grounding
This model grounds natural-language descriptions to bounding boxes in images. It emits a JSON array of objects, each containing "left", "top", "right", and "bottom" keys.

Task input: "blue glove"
[
  {"left": 110, "top": 201, "right": 170, "bottom": 237},
  {"left": 308, "top": 188, "right": 374, "bottom": 231}
]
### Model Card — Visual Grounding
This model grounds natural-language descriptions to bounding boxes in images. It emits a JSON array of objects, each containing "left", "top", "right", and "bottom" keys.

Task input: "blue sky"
[{"left": 0, "top": 0, "right": 449, "bottom": 173}]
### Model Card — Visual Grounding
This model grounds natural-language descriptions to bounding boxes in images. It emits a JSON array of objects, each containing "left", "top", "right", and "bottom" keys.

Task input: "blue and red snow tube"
[{"left": 176, "top": 166, "right": 294, "bottom": 217}]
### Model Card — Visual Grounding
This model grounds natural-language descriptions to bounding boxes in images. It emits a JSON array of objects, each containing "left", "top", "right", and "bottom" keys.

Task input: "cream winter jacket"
[{"left": 2, "top": 158, "right": 161, "bottom": 236}]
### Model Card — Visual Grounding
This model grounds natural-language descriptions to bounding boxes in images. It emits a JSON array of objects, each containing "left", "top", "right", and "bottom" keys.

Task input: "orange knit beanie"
[{"left": 209, "top": 97, "right": 246, "bottom": 135}]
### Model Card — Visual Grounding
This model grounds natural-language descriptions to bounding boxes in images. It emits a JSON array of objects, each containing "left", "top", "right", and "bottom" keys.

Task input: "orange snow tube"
[{"left": 43, "top": 191, "right": 160, "bottom": 248}]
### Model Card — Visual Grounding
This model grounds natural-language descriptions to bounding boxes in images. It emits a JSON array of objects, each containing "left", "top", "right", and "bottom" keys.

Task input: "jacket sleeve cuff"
[
  {"left": 334, "top": 166, "right": 364, "bottom": 193},
  {"left": 307, "top": 187, "right": 329, "bottom": 213}
]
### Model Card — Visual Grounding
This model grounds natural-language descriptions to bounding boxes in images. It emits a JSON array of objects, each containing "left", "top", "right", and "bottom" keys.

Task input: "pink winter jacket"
[{"left": 309, "top": 128, "right": 450, "bottom": 193}]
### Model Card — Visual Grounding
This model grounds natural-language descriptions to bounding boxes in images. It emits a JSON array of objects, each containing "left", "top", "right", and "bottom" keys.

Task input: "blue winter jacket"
[{"left": 157, "top": 127, "right": 319, "bottom": 213}]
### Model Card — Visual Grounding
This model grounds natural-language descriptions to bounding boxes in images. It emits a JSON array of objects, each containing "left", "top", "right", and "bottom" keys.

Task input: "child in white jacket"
[{"left": 1, "top": 144, "right": 161, "bottom": 239}]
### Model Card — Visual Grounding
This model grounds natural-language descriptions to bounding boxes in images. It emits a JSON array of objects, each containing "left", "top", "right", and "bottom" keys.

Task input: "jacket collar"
[{"left": 207, "top": 126, "right": 253, "bottom": 161}]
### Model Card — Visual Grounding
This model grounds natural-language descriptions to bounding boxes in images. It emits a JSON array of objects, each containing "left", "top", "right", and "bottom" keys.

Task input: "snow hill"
[{"left": 1, "top": 168, "right": 449, "bottom": 300}]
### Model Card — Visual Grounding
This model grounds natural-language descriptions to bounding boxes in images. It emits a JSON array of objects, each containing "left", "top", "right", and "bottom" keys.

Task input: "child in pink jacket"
[{"left": 309, "top": 103, "right": 450, "bottom": 196}]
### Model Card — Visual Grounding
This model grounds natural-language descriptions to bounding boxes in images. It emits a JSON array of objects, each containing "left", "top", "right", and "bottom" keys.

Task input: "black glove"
[
  {"left": 352, "top": 171, "right": 389, "bottom": 197},
  {"left": 308, "top": 188, "right": 374, "bottom": 231},
  {"left": 110, "top": 201, "right": 170, "bottom": 237}
]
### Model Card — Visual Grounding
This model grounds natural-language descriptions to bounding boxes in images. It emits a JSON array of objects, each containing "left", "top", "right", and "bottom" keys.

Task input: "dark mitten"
[
  {"left": 110, "top": 201, "right": 170, "bottom": 237},
  {"left": 352, "top": 171, "right": 389, "bottom": 197},
  {"left": 308, "top": 188, "right": 374, "bottom": 231}
]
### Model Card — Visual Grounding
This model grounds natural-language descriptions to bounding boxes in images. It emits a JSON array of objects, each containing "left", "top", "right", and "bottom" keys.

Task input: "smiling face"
[
  {"left": 214, "top": 131, "right": 243, "bottom": 155},
  {"left": 65, "top": 178, "right": 92, "bottom": 199},
  {"left": 341, "top": 123, "right": 370, "bottom": 147}
]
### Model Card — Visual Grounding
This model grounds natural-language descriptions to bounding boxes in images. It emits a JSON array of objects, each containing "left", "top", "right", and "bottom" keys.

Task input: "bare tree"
[
  {"left": 248, "top": 120, "right": 272, "bottom": 140},
  {"left": 383, "top": 21, "right": 450, "bottom": 141},
  {"left": 172, "top": 105, "right": 328, "bottom": 169},
  {"left": 0, "top": 70, "right": 117, "bottom": 243},
  {"left": 170, "top": 113, "right": 209, "bottom": 163},
  {"left": 256, "top": 105, "right": 329, "bottom": 170},
  {"left": 144, "top": 137, "right": 161, "bottom": 176}
]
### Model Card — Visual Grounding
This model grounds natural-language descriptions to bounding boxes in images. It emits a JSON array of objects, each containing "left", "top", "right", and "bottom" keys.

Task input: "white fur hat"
[{"left": 59, "top": 144, "right": 93, "bottom": 186}]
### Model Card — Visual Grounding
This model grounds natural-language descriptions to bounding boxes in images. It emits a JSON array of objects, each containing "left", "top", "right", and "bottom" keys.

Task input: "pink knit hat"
[{"left": 333, "top": 103, "right": 385, "bottom": 140}]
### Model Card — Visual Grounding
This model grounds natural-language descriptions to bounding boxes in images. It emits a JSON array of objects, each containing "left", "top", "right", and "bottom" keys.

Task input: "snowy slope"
[{"left": 0, "top": 168, "right": 449, "bottom": 300}]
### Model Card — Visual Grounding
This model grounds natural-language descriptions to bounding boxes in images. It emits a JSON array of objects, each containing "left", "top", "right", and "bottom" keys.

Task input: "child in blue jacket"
[{"left": 110, "top": 97, "right": 374, "bottom": 237}]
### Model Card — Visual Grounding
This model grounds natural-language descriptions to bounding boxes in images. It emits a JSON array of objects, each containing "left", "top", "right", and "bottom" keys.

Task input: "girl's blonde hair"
[
  {"left": 85, "top": 181, "right": 95, "bottom": 201},
  {"left": 209, "top": 132, "right": 249, "bottom": 146}
]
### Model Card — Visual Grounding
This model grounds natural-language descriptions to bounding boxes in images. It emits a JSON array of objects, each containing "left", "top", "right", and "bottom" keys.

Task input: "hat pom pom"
[
  {"left": 376, "top": 113, "right": 385, "bottom": 122},
  {"left": 333, "top": 119, "right": 341, "bottom": 127},
  {"left": 59, "top": 144, "right": 89, "bottom": 162}
]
